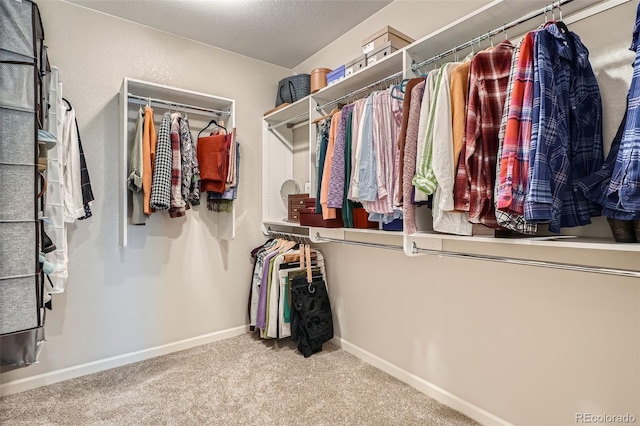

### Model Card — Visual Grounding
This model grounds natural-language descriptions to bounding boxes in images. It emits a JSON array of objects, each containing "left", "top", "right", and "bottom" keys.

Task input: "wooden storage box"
[
  {"left": 353, "top": 207, "right": 378, "bottom": 229},
  {"left": 288, "top": 194, "right": 314, "bottom": 223},
  {"left": 300, "top": 210, "right": 344, "bottom": 228},
  {"left": 362, "top": 26, "right": 414, "bottom": 55}
]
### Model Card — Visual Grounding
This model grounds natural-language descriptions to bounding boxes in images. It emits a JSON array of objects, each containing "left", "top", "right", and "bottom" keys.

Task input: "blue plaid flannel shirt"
[
  {"left": 525, "top": 23, "right": 604, "bottom": 233},
  {"left": 604, "top": 3, "right": 640, "bottom": 219}
]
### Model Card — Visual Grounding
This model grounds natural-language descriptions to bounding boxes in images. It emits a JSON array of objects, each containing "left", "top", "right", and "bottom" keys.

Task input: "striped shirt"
[{"left": 365, "top": 89, "right": 401, "bottom": 222}]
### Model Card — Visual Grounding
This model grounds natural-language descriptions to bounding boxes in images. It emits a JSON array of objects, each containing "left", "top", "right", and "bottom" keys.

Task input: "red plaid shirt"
[{"left": 454, "top": 41, "right": 514, "bottom": 228}]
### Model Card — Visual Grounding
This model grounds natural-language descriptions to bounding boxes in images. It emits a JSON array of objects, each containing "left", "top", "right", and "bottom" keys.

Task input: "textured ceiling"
[{"left": 66, "top": 0, "right": 393, "bottom": 69}]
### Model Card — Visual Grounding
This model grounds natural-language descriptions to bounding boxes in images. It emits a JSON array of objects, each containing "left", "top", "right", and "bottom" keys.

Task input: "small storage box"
[
  {"left": 311, "top": 68, "right": 331, "bottom": 93},
  {"left": 288, "top": 194, "right": 313, "bottom": 223},
  {"left": 366, "top": 41, "right": 398, "bottom": 66},
  {"left": 300, "top": 211, "right": 344, "bottom": 228},
  {"left": 353, "top": 208, "right": 378, "bottom": 229},
  {"left": 345, "top": 54, "right": 366, "bottom": 77},
  {"left": 326, "top": 65, "right": 345, "bottom": 86},
  {"left": 362, "top": 26, "right": 414, "bottom": 55}
]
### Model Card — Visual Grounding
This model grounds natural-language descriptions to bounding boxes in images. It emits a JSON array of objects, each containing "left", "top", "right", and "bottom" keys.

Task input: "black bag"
[
  {"left": 290, "top": 246, "right": 333, "bottom": 357},
  {"left": 275, "top": 74, "right": 310, "bottom": 106}
]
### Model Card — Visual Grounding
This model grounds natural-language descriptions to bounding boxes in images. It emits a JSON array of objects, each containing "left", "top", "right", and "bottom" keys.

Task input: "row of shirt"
[
  {"left": 128, "top": 108, "right": 239, "bottom": 224},
  {"left": 314, "top": 88, "right": 403, "bottom": 227},
  {"left": 314, "top": 22, "right": 640, "bottom": 236},
  {"left": 401, "top": 21, "right": 607, "bottom": 236}
]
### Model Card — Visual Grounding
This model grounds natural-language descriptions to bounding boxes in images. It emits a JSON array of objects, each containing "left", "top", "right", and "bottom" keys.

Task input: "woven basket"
[{"left": 275, "top": 74, "right": 310, "bottom": 106}]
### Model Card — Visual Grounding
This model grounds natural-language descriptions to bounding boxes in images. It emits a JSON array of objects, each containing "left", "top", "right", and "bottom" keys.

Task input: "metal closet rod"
[
  {"left": 314, "top": 233, "right": 404, "bottom": 251},
  {"left": 127, "top": 94, "right": 231, "bottom": 116},
  {"left": 315, "top": 71, "right": 404, "bottom": 111},
  {"left": 410, "top": 243, "right": 640, "bottom": 278},
  {"left": 411, "top": 0, "right": 573, "bottom": 72},
  {"left": 267, "top": 228, "right": 312, "bottom": 242},
  {"left": 266, "top": 110, "right": 309, "bottom": 131}
]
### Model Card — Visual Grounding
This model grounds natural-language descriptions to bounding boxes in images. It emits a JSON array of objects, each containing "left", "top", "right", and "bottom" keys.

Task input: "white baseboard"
[
  {"left": 330, "top": 336, "right": 512, "bottom": 426},
  {"left": 0, "top": 325, "right": 249, "bottom": 397}
]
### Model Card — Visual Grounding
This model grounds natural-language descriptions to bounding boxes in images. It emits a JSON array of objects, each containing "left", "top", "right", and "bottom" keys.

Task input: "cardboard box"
[
  {"left": 326, "top": 65, "right": 345, "bottom": 86},
  {"left": 362, "top": 25, "right": 414, "bottom": 55},
  {"left": 366, "top": 41, "right": 397, "bottom": 66},
  {"left": 345, "top": 54, "right": 366, "bottom": 77}
]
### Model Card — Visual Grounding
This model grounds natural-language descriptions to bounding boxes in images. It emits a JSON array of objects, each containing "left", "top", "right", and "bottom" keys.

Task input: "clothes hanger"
[
  {"left": 62, "top": 97, "right": 72, "bottom": 111},
  {"left": 390, "top": 84, "right": 403, "bottom": 100},
  {"left": 554, "top": 3, "right": 569, "bottom": 35},
  {"left": 311, "top": 107, "right": 340, "bottom": 125},
  {"left": 197, "top": 115, "right": 227, "bottom": 139}
]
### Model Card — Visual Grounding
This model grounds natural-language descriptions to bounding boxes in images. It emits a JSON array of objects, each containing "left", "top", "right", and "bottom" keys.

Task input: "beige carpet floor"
[{"left": 1, "top": 333, "right": 478, "bottom": 425}]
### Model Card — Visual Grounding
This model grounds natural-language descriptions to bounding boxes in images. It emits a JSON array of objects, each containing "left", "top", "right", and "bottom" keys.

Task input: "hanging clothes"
[
  {"left": 341, "top": 108, "right": 357, "bottom": 228},
  {"left": 142, "top": 105, "right": 157, "bottom": 215},
  {"left": 413, "top": 71, "right": 437, "bottom": 204},
  {"left": 525, "top": 23, "right": 603, "bottom": 233},
  {"left": 61, "top": 104, "right": 84, "bottom": 222},
  {"left": 396, "top": 77, "right": 424, "bottom": 208},
  {"left": 401, "top": 79, "right": 426, "bottom": 235},
  {"left": 450, "top": 60, "right": 472, "bottom": 174},
  {"left": 207, "top": 140, "right": 240, "bottom": 212},
  {"left": 578, "top": 107, "right": 628, "bottom": 217},
  {"left": 327, "top": 104, "right": 355, "bottom": 208},
  {"left": 315, "top": 120, "right": 330, "bottom": 214},
  {"left": 320, "top": 112, "right": 340, "bottom": 219},
  {"left": 430, "top": 63, "right": 472, "bottom": 236},
  {"left": 76, "top": 120, "right": 94, "bottom": 221},
  {"left": 169, "top": 112, "right": 186, "bottom": 218},
  {"left": 366, "top": 89, "right": 402, "bottom": 224},
  {"left": 350, "top": 95, "right": 377, "bottom": 202},
  {"left": 604, "top": 3, "right": 640, "bottom": 221},
  {"left": 197, "top": 132, "right": 229, "bottom": 194},
  {"left": 150, "top": 112, "right": 172, "bottom": 211},
  {"left": 179, "top": 116, "right": 200, "bottom": 207},
  {"left": 454, "top": 40, "right": 514, "bottom": 228},
  {"left": 128, "top": 108, "right": 146, "bottom": 225},
  {"left": 249, "top": 240, "right": 332, "bottom": 357},
  {"left": 495, "top": 32, "right": 538, "bottom": 234}
]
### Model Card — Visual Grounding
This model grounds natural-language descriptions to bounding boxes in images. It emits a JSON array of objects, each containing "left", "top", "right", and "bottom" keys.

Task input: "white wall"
[
  {"left": 1, "top": 0, "right": 289, "bottom": 385},
  {"left": 298, "top": 1, "right": 640, "bottom": 425}
]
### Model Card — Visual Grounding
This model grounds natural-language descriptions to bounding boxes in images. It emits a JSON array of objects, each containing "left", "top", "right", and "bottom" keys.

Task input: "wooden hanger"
[{"left": 311, "top": 107, "right": 340, "bottom": 125}]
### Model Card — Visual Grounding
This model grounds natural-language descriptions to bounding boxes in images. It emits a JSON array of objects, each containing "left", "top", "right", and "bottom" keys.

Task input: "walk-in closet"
[{"left": 1, "top": 1, "right": 638, "bottom": 425}]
